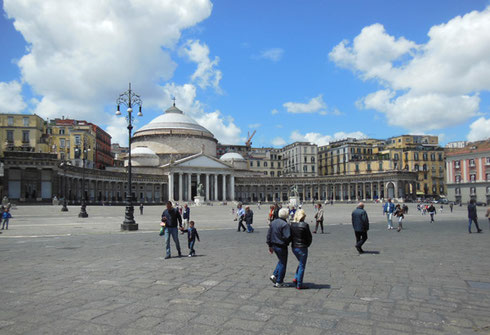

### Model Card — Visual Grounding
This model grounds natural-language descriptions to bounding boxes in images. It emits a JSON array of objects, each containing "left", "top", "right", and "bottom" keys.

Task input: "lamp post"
[
  {"left": 59, "top": 160, "right": 71, "bottom": 212},
  {"left": 116, "top": 82, "right": 142, "bottom": 231},
  {"left": 77, "top": 138, "right": 90, "bottom": 218}
]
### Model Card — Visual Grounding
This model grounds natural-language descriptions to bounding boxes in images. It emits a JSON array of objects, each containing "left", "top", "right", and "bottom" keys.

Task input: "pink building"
[{"left": 445, "top": 140, "right": 490, "bottom": 204}]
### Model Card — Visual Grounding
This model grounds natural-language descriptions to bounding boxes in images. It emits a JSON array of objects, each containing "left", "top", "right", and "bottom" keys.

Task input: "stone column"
[
  {"left": 222, "top": 174, "right": 227, "bottom": 201},
  {"left": 214, "top": 174, "right": 218, "bottom": 201},
  {"left": 230, "top": 175, "right": 235, "bottom": 201},
  {"left": 340, "top": 183, "right": 343, "bottom": 201},
  {"left": 178, "top": 172, "right": 183, "bottom": 202},
  {"left": 187, "top": 173, "right": 192, "bottom": 202},
  {"left": 168, "top": 173, "right": 174, "bottom": 201},
  {"left": 348, "top": 183, "right": 352, "bottom": 201},
  {"left": 370, "top": 183, "right": 374, "bottom": 200},
  {"left": 205, "top": 174, "right": 209, "bottom": 201}
]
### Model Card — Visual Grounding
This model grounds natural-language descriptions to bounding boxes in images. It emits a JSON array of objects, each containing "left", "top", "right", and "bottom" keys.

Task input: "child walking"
[
  {"left": 394, "top": 204, "right": 404, "bottom": 232},
  {"left": 187, "top": 221, "right": 200, "bottom": 257},
  {"left": 2, "top": 209, "right": 12, "bottom": 230}
]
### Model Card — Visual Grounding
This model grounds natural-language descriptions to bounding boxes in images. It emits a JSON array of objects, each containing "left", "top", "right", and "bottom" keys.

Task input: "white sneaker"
[
  {"left": 270, "top": 275, "right": 277, "bottom": 284},
  {"left": 188, "top": 254, "right": 192, "bottom": 257},
  {"left": 274, "top": 282, "right": 286, "bottom": 288}
]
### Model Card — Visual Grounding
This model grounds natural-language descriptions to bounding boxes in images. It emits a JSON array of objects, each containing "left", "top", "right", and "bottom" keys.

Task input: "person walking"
[
  {"left": 313, "top": 203, "right": 324, "bottom": 234},
  {"left": 290, "top": 209, "right": 312, "bottom": 290},
  {"left": 450, "top": 203, "right": 454, "bottom": 213},
  {"left": 468, "top": 199, "right": 482, "bottom": 233},
  {"left": 383, "top": 198, "right": 395, "bottom": 229},
  {"left": 186, "top": 221, "right": 200, "bottom": 257},
  {"left": 181, "top": 203, "right": 190, "bottom": 234},
  {"left": 1, "top": 209, "right": 12, "bottom": 230},
  {"left": 352, "top": 202, "right": 369, "bottom": 254},
  {"left": 267, "top": 208, "right": 291, "bottom": 288},
  {"left": 394, "top": 204, "right": 404, "bottom": 232},
  {"left": 161, "top": 201, "right": 183, "bottom": 259},
  {"left": 139, "top": 203, "right": 144, "bottom": 215},
  {"left": 245, "top": 206, "right": 254, "bottom": 233},
  {"left": 402, "top": 204, "right": 408, "bottom": 214},
  {"left": 428, "top": 204, "right": 436, "bottom": 223},
  {"left": 236, "top": 203, "right": 246, "bottom": 232},
  {"left": 268, "top": 205, "right": 275, "bottom": 225},
  {"left": 486, "top": 206, "right": 490, "bottom": 229}
]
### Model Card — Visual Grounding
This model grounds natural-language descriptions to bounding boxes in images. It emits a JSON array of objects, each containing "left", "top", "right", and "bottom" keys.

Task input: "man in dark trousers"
[
  {"left": 266, "top": 208, "right": 291, "bottom": 288},
  {"left": 468, "top": 199, "right": 482, "bottom": 233},
  {"left": 352, "top": 202, "right": 369, "bottom": 254},
  {"left": 161, "top": 201, "right": 183, "bottom": 259},
  {"left": 245, "top": 206, "right": 254, "bottom": 233}
]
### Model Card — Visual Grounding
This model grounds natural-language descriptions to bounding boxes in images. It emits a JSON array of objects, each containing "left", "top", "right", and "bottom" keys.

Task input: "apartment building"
[
  {"left": 282, "top": 142, "right": 318, "bottom": 177},
  {"left": 0, "top": 114, "right": 50, "bottom": 156},
  {"left": 446, "top": 140, "right": 489, "bottom": 204},
  {"left": 248, "top": 147, "right": 282, "bottom": 177}
]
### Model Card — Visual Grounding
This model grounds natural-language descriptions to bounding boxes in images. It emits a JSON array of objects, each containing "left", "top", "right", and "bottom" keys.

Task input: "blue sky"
[{"left": 1, "top": 0, "right": 489, "bottom": 147}]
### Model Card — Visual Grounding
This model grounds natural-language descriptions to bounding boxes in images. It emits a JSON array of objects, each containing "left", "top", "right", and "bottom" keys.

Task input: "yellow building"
[
  {"left": 248, "top": 147, "right": 283, "bottom": 177},
  {"left": 0, "top": 114, "right": 49, "bottom": 156},
  {"left": 384, "top": 135, "right": 445, "bottom": 197},
  {"left": 47, "top": 119, "right": 96, "bottom": 168},
  {"left": 318, "top": 135, "right": 446, "bottom": 197}
]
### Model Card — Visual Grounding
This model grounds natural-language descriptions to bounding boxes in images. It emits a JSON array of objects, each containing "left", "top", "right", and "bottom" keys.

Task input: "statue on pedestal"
[{"left": 197, "top": 183, "right": 204, "bottom": 197}]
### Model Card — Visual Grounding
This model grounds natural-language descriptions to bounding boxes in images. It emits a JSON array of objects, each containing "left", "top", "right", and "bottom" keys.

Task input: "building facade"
[
  {"left": 248, "top": 147, "right": 282, "bottom": 177},
  {"left": 0, "top": 114, "right": 49, "bottom": 157},
  {"left": 445, "top": 140, "right": 490, "bottom": 204},
  {"left": 282, "top": 142, "right": 318, "bottom": 177}
]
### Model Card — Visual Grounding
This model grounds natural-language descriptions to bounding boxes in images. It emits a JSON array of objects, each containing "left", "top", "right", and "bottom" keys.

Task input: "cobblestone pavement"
[{"left": 0, "top": 203, "right": 489, "bottom": 334}]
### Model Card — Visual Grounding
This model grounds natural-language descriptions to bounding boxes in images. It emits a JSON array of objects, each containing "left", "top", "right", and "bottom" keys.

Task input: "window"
[
  {"left": 367, "top": 163, "right": 371, "bottom": 171},
  {"left": 355, "top": 164, "right": 359, "bottom": 172},
  {"left": 470, "top": 187, "right": 476, "bottom": 195},
  {"left": 6, "top": 130, "right": 13, "bottom": 143},
  {"left": 303, "top": 166, "right": 307, "bottom": 172},
  {"left": 312, "top": 166, "right": 315, "bottom": 172},
  {"left": 486, "top": 157, "right": 490, "bottom": 165},
  {"left": 414, "top": 153, "right": 419, "bottom": 161},
  {"left": 7, "top": 116, "right": 13, "bottom": 126},
  {"left": 60, "top": 129, "right": 65, "bottom": 135},
  {"left": 394, "top": 153, "right": 399, "bottom": 160},
  {"left": 424, "top": 173, "right": 427, "bottom": 179},
  {"left": 487, "top": 186, "right": 490, "bottom": 194},
  {"left": 311, "top": 157, "right": 315, "bottom": 163},
  {"left": 455, "top": 175, "right": 461, "bottom": 183},
  {"left": 423, "top": 153, "right": 428, "bottom": 161},
  {"left": 455, "top": 187, "right": 461, "bottom": 195},
  {"left": 379, "top": 162, "right": 383, "bottom": 171},
  {"left": 469, "top": 159, "right": 475, "bottom": 167},
  {"left": 264, "top": 162, "right": 268, "bottom": 167},
  {"left": 23, "top": 117, "right": 29, "bottom": 127},
  {"left": 438, "top": 153, "right": 443, "bottom": 161},
  {"left": 257, "top": 161, "right": 260, "bottom": 167},
  {"left": 487, "top": 173, "right": 490, "bottom": 181},
  {"left": 75, "top": 135, "right": 81, "bottom": 145},
  {"left": 430, "top": 153, "right": 435, "bottom": 161},
  {"left": 66, "top": 140, "right": 70, "bottom": 148},
  {"left": 440, "top": 186, "right": 444, "bottom": 193},
  {"left": 60, "top": 138, "right": 65, "bottom": 148},
  {"left": 423, "top": 164, "right": 427, "bottom": 171},
  {"left": 271, "top": 162, "right": 274, "bottom": 167},
  {"left": 270, "top": 171, "right": 275, "bottom": 177},
  {"left": 304, "top": 157, "right": 307, "bottom": 163},
  {"left": 455, "top": 160, "right": 460, "bottom": 169},
  {"left": 470, "top": 174, "right": 476, "bottom": 182},
  {"left": 22, "top": 130, "right": 29, "bottom": 143},
  {"left": 414, "top": 164, "right": 419, "bottom": 171},
  {"left": 60, "top": 153, "right": 65, "bottom": 160}
]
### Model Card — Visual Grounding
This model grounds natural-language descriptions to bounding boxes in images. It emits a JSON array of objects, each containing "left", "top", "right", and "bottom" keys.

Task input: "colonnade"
[
  {"left": 168, "top": 172, "right": 235, "bottom": 202},
  {"left": 58, "top": 175, "right": 166, "bottom": 204},
  {"left": 235, "top": 179, "right": 417, "bottom": 203}
]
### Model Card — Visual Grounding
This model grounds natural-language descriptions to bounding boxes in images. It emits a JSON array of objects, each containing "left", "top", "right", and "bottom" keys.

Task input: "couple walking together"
[{"left": 267, "top": 207, "right": 312, "bottom": 289}]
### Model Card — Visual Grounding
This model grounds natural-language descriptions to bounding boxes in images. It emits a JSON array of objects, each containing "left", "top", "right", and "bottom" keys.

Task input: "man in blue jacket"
[
  {"left": 383, "top": 198, "right": 395, "bottom": 230},
  {"left": 266, "top": 208, "right": 291, "bottom": 287},
  {"left": 352, "top": 202, "right": 369, "bottom": 254}
]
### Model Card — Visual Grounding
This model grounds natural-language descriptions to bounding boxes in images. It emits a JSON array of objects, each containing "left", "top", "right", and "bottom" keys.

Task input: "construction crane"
[{"left": 245, "top": 130, "right": 256, "bottom": 148}]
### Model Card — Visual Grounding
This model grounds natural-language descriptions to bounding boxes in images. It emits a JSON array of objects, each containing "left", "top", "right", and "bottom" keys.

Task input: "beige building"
[
  {"left": 282, "top": 142, "right": 318, "bottom": 177},
  {"left": 248, "top": 147, "right": 282, "bottom": 177},
  {"left": 0, "top": 114, "right": 50, "bottom": 156}
]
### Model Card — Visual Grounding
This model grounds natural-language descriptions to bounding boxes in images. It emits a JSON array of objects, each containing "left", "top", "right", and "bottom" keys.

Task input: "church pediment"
[{"left": 171, "top": 154, "right": 232, "bottom": 169}]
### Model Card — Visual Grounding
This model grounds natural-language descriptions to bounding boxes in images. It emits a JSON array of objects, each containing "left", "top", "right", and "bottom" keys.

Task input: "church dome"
[
  {"left": 134, "top": 104, "right": 214, "bottom": 137},
  {"left": 220, "top": 153, "right": 245, "bottom": 161},
  {"left": 126, "top": 146, "right": 160, "bottom": 167},
  {"left": 131, "top": 146, "right": 158, "bottom": 156}
]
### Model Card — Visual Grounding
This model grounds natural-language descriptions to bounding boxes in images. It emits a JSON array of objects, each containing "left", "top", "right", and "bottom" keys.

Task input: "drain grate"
[{"left": 466, "top": 281, "right": 490, "bottom": 290}]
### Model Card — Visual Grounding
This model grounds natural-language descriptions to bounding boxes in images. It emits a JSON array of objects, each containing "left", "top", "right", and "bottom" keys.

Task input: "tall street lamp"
[
  {"left": 116, "top": 82, "right": 142, "bottom": 231},
  {"left": 76, "top": 138, "right": 90, "bottom": 218},
  {"left": 59, "top": 160, "right": 71, "bottom": 212}
]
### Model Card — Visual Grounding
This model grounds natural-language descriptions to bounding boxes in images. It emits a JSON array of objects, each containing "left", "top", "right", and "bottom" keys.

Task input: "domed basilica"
[{"left": 127, "top": 103, "right": 255, "bottom": 203}]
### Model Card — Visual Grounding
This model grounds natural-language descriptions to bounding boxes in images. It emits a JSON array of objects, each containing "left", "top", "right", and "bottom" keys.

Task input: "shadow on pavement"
[{"left": 362, "top": 250, "right": 380, "bottom": 254}]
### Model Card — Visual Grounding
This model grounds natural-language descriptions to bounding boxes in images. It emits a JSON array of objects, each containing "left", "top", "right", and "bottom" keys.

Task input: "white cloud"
[
  {"left": 248, "top": 123, "right": 261, "bottom": 129},
  {"left": 329, "top": 7, "right": 490, "bottom": 132},
  {"left": 290, "top": 130, "right": 367, "bottom": 146},
  {"left": 197, "top": 111, "right": 242, "bottom": 145},
  {"left": 467, "top": 117, "right": 490, "bottom": 141},
  {"left": 180, "top": 39, "right": 223, "bottom": 93},
  {"left": 105, "top": 115, "right": 129, "bottom": 146},
  {"left": 0, "top": 80, "right": 27, "bottom": 113},
  {"left": 271, "top": 109, "right": 279, "bottom": 115},
  {"left": 283, "top": 95, "right": 327, "bottom": 114},
  {"left": 272, "top": 137, "right": 286, "bottom": 147},
  {"left": 3, "top": 0, "right": 212, "bottom": 124},
  {"left": 257, "top": 48, "right": 284, "bottom": 62}
]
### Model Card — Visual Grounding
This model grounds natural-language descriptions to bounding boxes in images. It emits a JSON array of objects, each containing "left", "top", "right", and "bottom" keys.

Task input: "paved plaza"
[{"left": 0, "top": 203, "right": 489, "bottom": 334}]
